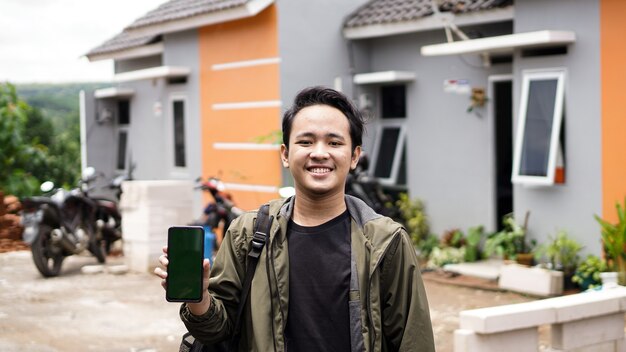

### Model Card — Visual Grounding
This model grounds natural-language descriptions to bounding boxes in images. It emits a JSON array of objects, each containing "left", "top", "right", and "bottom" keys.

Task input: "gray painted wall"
[
  {"left": 162, "top": 30, "right": 203, "bottom": 216},
  {"left": 115, "top": 55, "right": 163, "bottom": 74},
  {"left": 277, "top": 0, "right": 370, "bottom": 100},
  {"left": 276, "top": 0, "right": 371, "bottom": 186},
  {"left": 83, "top": 90, "right": 118, "bottom": 199},
  {"left": 358, "top": 22, "right": 512, "bottom": 235},
  {"left": 513, "top": 0, "right": 602, "bottom": 254}
]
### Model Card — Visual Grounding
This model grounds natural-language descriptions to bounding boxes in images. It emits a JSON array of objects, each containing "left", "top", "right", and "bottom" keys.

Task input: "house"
[
  {"left": 83, "top": 0, "right": 626, "bottom": 254},
  {"left": 342, "top": 0, "right": 626, "bottom": 254},
  {"left": 82, "top": 0, "right": 367, "bottom": 216}
]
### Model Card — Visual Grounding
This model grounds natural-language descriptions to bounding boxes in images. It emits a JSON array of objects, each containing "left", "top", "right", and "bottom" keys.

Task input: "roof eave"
[
  {"left": 86, "top": 42, "right": 164, "bottom": 62},
  {"left": 124, "top": 0, "right": 274, "bottom": 38},
  {"left": 420, "top": 30, "right": 576, "bottom": 56},
  {"left": 343, "top": 7, "right": 513, "bottom": 40},
  {"left": 113, "top": 66, "right": 191, "bottom": 82}
]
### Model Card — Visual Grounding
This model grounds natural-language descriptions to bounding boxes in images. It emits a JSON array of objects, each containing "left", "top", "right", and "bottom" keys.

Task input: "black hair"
[{"left": 282, "top": 86, "right": 364, "bottom": 152}]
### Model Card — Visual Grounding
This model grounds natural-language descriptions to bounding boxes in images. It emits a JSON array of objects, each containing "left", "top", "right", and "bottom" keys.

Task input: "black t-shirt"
[{"left": 285, "top": 210, "right": 352, "bottom": 352}]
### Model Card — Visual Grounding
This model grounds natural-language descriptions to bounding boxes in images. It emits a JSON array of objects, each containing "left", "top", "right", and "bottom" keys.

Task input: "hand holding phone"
[{"left": 165, "top": 226, "right": 205, "bottom": 302}]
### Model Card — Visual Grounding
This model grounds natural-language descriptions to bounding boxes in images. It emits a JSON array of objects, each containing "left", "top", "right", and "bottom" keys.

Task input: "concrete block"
[
  {"left": 81, "top": 265, "right": 105, "bottom": 275},
  {"left": 617, "top": 337, "right": 625, "bottom": 352},
  {"left": 123, "top": 239, "right": 166, "bottom": 272},
  {"left": 120, "top": 180, "right": 193, "bottom": 210},
  {"left": 499, "top": 263, "right": 563, "bottom": 297},
  {"left": 550, "top": 290, "right": 624, "bottom": 322},
  {"left": 549, "top": 340, "right": 623, "bottom": 352},
  {"left": 453, "top": 327, "right": 538, "bottom": 352},
  {"left": 120, "top": 180, "right": 195, "bottom": 273},
  {"left": 107, "top": 265, "right": 129, "bottom": 275},
  {"left": 459, "top": 299, "right": 555, "bottom": 333},
  {"left": 551, "top": 312, "right": 625, "bottom": 350},
  {"left": 443, "top": 259, "right": 503, "bottom": 280}
]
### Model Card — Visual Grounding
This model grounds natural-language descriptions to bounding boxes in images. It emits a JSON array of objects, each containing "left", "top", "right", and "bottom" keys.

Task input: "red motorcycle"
[{"left": 190, "top": 177, "right": 244, "bottom": 259}]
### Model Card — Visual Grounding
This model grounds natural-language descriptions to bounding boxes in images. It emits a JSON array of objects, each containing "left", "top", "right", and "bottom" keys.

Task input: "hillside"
[{"left": 16, "top": 83, "right": 107, "bottom": 130}]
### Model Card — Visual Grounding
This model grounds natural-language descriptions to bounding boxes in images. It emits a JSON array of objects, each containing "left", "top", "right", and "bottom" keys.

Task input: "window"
[
  {"left": 118, "top": 100, "right": 130, "bottom": 125},
  {"left": 372, "top": 85, "right": 408, "bottom": 185},
  {"left": 172, "top": 100, "right": 186, "bottom": 168},
  {"left": 512, "top": 70, "right": 565, "bottom": 185},
  {"left": 116, "top": 131, "right": 127, "bottom": 170},
  {"left": 381, "top": 85, "right": 406, "bottom": 118}
]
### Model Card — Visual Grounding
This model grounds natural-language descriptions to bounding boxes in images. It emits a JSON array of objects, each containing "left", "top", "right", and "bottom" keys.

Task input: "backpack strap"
[{"left": 228, "top": 204, "right": 273, "bottom": 351}]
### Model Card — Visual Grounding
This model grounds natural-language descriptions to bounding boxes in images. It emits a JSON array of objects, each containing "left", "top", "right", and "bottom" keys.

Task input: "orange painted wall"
[
  {"left": 198, "top": 5, "right": 281, "bottom": 210},
  {"left": 600, "top": 0, "right": 626, "bottom": 222}
]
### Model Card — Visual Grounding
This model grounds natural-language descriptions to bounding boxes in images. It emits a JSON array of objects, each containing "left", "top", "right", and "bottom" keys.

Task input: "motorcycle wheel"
[{"left": 31, "top": 225, "right": 65, "bottom": 277}]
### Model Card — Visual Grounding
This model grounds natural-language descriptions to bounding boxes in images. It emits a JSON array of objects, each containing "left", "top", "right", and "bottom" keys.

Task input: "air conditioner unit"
[{"left": 97, "top": 108, "right": 113, "bottom": 124}]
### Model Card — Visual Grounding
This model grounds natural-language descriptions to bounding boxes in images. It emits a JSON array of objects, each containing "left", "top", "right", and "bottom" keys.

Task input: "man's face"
[{"left": 281, "top": 104, "right": 361, "bottom": 199}]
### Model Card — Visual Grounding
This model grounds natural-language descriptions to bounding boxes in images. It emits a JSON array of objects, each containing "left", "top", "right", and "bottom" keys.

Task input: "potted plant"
[
  {"left": 464, "top": 226, "right": 484, "bottom": 263},
  {"left": 572, "top": 255, "right": 607, "bottom": 290},
  {"left": 534, "top": 230, "right": 583, "bottom": 289},
  {"left": 396, "top": 193, "right": 429, "bottom": 247},
  {"left": 426, "top": 246, "right": 466, "bottom": 269},
  {"left": 416, "top": 234, "right": 440, "bottom": 263},
  {"left": 484, "top": 213, "right": 534, "bottom": 265},
  {"left": 594, "top": 198, "right": 626, "bottom": 285}
]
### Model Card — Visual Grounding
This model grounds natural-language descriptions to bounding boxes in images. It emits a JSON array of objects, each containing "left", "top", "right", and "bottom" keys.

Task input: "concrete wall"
[
  {"left": 356, "top": 22, "right": 512, "bottom": 235},
  {"left": 115, "top": 55, "right": 163, "bottom": 74},
  {"left": 83, "top": 90, "right": 117, "bottom": 196},
  {"left": 513, "top": 0, "right": 602, "bottom": 254},
  {"left": 161, "top": 30, "right": 202, "bottom": 183},
  {"left": 277, "top": 0, "right": 369, "bottom": 99},
  {"left": 162, "top": 29, "right": 203, "bottom": 217}
]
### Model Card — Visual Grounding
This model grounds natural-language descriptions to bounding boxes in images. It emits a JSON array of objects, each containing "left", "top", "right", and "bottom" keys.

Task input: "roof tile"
[
  {"left": 86, "top": 0, "right": 250, "bottom": 58},
  {"left": 86, "top": 31, "right": 161, "bottom": 57},
  {"left": 345, "top": 0, "right": 513, "bottom": 28},
  {"left": 125, "top": 0, "right": 249, "bottom": 30}
]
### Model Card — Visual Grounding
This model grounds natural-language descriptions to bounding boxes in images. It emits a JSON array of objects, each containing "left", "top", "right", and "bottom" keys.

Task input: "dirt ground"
[{"left": 0, "top": 250, "right": 537, "bottom": 352}]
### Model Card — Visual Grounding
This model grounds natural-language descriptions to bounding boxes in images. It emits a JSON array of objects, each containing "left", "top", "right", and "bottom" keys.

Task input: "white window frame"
[
  {"left": 371, "top": 120, "right": 407, "bottom": 186},
  {"left": 169, "top": 94, "right": 188, "bottom": 173},
  {"left": 512, "top": 69, "right": 566, "bottom": 186}
]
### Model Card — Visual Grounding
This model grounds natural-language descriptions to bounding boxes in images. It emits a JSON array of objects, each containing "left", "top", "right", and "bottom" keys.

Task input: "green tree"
[
  {"left": 17, "top": 83, "right": 83, "bottom": 188},
  {"left": 44, "top": 113, "right": 80, "bottom": 188},
  {"left": 0, "top": 83, "right": 46, "bottom": 197}
]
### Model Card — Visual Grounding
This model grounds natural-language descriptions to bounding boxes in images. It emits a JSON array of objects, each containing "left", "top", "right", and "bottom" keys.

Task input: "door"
[{"left": 492, "top": 78, "right": 513, "bottom": 230}]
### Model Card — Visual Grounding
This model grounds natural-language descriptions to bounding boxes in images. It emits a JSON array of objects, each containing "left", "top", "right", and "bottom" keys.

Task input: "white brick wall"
[{"left": 120, "top": 180, "right": 194, "bottom": 272}]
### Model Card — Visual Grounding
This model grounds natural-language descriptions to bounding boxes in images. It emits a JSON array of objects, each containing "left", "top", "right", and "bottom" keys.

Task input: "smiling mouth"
[{"left": 308, "top": 167, "right": 332, "bottom": 174}]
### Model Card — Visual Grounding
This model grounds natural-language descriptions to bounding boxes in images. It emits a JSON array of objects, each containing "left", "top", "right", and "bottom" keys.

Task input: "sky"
[{"left": 0, "top": 0, "right": 169, "bottom": 84}]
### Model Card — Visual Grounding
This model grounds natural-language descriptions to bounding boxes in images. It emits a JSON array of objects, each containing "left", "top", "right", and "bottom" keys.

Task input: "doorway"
[{"left": 491, "top": 77, "right": 513, "bottom": 230}]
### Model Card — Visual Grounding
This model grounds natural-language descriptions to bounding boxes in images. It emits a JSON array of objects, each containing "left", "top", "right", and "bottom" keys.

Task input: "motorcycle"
[
  {"left": 190, "top": 177, "right": 244, "bottom": 257},
  {"left": 345, "top": 154, "right": 403, "bottom": 222},
  {"left": 91, "top": 164, "right": 134, "bottom": 254},
  {"left": 20, "top": 167, "right": 123, "bottom": 277}
]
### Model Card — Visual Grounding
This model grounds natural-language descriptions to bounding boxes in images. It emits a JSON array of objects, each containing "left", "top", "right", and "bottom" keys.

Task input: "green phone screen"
[{"left": 166, "top": 226, "right": 204, "bottom": 302}]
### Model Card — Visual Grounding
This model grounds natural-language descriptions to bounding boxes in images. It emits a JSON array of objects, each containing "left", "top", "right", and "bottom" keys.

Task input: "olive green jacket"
[{"left": 180, "top": 195, "right": 435, "bottom": 352}]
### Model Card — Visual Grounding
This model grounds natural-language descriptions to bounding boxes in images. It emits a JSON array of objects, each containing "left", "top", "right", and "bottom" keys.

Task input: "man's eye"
[
  {"left": 296, "top": 140, "right": 311, "bottom": 145},
  {"left": 329, "top": 141, "right": 342, "bottom": 146}
]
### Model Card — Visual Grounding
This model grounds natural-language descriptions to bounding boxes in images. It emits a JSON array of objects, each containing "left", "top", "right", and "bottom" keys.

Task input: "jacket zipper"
[{"left": 366, "top": 230, "right": 401, "bottom": 351}]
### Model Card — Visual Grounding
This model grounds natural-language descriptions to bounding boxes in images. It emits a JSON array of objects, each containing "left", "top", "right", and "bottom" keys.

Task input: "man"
[{"left": 155, "top": 86, "right": 435, "bottom": 351}]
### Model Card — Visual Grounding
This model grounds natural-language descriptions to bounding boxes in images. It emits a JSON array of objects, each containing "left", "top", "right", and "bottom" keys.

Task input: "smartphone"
[{"left": 166, "top": 226, "right": 205, "bottom": 302}]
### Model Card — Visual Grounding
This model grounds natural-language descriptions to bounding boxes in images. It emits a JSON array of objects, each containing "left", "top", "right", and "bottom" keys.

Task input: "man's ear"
[
  {"left": 350, "top": 146, "right": 362, "bottom": 170},
  {"left": 280, "top": 144, "right": 289, "bottom": 168}
]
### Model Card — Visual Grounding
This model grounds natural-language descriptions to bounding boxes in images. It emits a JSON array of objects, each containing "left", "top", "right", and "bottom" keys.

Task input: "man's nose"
[{"left": 310, "top": 143, "right": 330, "bottom": 159}]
